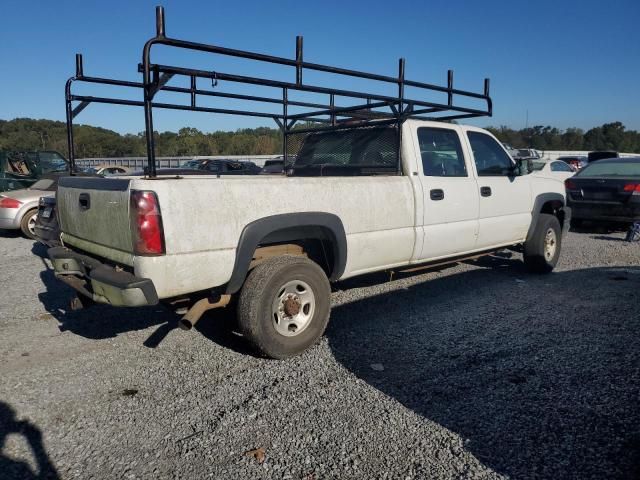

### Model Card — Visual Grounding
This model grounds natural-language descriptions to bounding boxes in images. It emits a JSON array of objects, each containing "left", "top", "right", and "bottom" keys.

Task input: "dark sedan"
[{"left": 565, "top": 157, "right": 640, "bottom": 228}]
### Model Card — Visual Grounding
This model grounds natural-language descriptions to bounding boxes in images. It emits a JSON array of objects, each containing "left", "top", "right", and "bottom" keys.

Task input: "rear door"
[
  {"left": 414, "top": 125, "right": 480, "bottom": 260},
  {"left": 464, "top": 130, "right": 532, "bottom": 248}
]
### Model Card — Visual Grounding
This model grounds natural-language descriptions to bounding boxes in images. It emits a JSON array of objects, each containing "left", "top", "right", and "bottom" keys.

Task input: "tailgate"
[{"left": 57, "top": 176, "right": 134, "bottom": 256}]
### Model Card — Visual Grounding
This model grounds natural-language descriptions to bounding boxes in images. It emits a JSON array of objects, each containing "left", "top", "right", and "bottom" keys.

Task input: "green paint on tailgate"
[{"left": 57, "top": 179, "right": 135, "bottom": 263}]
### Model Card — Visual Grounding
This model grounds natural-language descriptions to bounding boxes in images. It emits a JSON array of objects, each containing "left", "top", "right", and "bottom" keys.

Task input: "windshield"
[
  {"left": 37, "top": 152, "right": 68, "bottom": 173},
  {"left": 578, "top": 161, "right": 640, "bottom": 177}
]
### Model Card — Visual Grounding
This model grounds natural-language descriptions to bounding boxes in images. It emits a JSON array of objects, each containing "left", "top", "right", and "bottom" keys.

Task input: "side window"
[
  {"left": 417, "top": 127, "right": 467, "bottom": 177},
  {"left": 226, "top": 162, "right": 245, "bottom": 172},
  {"left": 467, "top": 131, "right": 514, "bottom": 176},
  {"left": 551, "top": 161, "right": 572, "bottom": 172},
  {"left": 205, "top": 162, "right": 220, "bottom": 172}
]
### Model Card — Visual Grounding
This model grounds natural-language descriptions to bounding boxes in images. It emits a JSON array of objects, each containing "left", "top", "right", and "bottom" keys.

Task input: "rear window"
[
  {"left": 578, "top": 161, "right": 640, "bottom": 177},
  {"left": 294, "top": 127, "right": 398, "bottom": 172}
]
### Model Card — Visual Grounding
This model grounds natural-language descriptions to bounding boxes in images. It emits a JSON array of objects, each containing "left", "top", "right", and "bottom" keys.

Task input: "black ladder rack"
[{"left": 65, "top": 5, "right": 492, "bottom": 177}]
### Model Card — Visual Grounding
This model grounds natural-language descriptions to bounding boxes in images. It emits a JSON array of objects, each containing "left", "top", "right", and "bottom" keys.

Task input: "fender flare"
[
  {"left": 225, "top": 212, "right": 347, "bottom": 294},
  {"left": 526, "top": 192, "right": 567, "bottom": 242}
]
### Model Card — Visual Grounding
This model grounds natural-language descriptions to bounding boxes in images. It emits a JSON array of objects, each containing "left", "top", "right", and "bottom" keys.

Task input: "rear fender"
[{"left": 226, "top": 212, "right": 347, "bottom": 294}]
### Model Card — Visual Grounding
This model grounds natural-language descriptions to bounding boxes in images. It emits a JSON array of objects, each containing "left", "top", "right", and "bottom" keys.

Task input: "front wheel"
[
  {"left": 523, "top": 213, "right": 561, "bottom": 273},
  {"left": 237, "top": 255, "right": 331, "bottom": 359}
]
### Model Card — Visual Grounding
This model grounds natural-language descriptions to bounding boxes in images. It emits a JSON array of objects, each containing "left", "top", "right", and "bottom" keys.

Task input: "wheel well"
[
  {"left": 541, "top": 200, "right": 565, "bottom": 227},
  {"left": 252, "top": 226, "right": 337, "bottom": 278},
  {"left": 225, "top": 213, "right": 347, "bottom": 295}
]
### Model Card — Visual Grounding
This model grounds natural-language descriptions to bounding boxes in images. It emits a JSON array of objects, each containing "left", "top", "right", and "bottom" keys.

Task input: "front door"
[
  {"left": 416, "top": 126, "right": 480, "bottom": 260},
  {"left": 464, "top": 130, "right": 532, "bottom": 249}
]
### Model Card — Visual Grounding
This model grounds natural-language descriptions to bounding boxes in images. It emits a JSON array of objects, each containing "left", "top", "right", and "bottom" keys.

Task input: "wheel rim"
[
  {"left": 27, "top": 213, "right": 37, "bottom": 236},
  {"left": 271, "top": 279, "right": 315, "bottom": 337},
  {"left": 544, "top": 228, "right": 557, "bottom": 261}
]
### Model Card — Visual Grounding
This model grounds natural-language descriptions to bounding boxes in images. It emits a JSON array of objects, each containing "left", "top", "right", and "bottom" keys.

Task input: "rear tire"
[
  {"left": 20, "top": 208, "right": 38, "bottom": 239},
  {"left": 523, "top": 213, "right": 561, "bottom": 273},
  {"left": 237, "top": 255, "right": 331, "bottom": 359}
]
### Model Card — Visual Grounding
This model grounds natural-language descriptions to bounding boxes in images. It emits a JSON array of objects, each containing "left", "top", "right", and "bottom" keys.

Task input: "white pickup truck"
[{"left": 49, "top": 120, "right": 568, "bottom": 358}]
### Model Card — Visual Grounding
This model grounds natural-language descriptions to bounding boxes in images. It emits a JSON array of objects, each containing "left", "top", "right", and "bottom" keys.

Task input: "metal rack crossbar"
[{"left": 65, "top": 6, "right": 492, "bottom": 177}]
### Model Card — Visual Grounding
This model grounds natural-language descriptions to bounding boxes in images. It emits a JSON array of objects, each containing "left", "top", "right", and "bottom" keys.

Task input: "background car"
[
  {"left": 197, "top": 159, "right": 262, "bottom": 174},
  {"left": 180, "top": 158, "right": 261, "bottom": 174},
  {"left": 260, "top": 158, "right": 285, "bottom": 174},
  {"left": 514, "top": 148, "right": 542, "bottom": 160},
  {"left": 531, "top": 159, "right": 576, "bottom": 181},
  {"left": 0, "top": 150, "right": 68, "bottom": 193},
  {"left": 565, "top": 157, "right": 640, "bottom": 229},
  {"left": 0, "top": 176, "right": 57, "bottom": 238},
  {"left": 80, "top": 165, "right": 130, "bottom": 176},
  {"left": 557, "top": 155, "right": 588, "bottom": 171}
]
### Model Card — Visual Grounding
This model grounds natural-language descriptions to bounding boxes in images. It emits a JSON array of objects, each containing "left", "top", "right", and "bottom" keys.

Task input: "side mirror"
[{"left": 511, "top": 158, "right": 532, "bottom": 176}]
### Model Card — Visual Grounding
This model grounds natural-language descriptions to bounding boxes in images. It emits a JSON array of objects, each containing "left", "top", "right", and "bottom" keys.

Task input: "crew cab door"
[
  {"left": 464, "top": 130, "right": 531, "bottom": 248},
  {"left": 414, "top": 126, "right": 480, "bottom": 260}
]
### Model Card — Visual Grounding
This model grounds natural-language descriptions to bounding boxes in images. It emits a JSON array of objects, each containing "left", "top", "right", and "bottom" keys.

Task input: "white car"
[{"left": 530, "top": 159, "right": 575, "bottom": 182}]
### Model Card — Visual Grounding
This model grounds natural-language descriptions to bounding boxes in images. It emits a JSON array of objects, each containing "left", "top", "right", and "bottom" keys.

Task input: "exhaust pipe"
[{"left": 179, "top": 294, "right": 231, "bottom": 331}]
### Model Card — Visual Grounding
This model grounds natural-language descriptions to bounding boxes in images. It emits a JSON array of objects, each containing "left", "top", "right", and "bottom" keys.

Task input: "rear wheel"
[
  {"left": 523, "top": 213, "right": 561, "bottom": 273},
  {"left": 20, "top": 208, "right": 38, "bottom": 239},
  {"left": 237, "top": 255, "right": 331, "bottom": 359}
]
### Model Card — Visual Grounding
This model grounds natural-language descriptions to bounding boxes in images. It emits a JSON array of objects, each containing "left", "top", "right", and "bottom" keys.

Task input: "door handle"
[
  {"left": 79, "top": 193, "right": 91, "bottom": 210},
  {"left": 430, "top": 189, "right": 445, "bottom": 201},
  {"left": 480, "top": 186, "right": 492, "bottom": 197}
]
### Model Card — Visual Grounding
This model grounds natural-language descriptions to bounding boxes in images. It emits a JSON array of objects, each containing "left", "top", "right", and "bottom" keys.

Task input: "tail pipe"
[{"left": 179, "top": 294, "right": 231, "bottom": 330}]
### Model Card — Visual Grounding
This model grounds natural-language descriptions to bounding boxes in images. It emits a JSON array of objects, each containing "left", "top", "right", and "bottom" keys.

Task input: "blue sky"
[{"left": 1, "top": 0, "right": 639, "bottom": 134}]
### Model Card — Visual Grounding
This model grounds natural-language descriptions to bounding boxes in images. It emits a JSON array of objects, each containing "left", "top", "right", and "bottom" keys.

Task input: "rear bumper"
[
  {"left": 568, "top": 201, "right": 640, "bottom": 223},
  {"left": 48, "top": 246, "right": 158, "bottom": 307},
  {"left": 34, "top": 223, "right": 61, "bottom": 247}
]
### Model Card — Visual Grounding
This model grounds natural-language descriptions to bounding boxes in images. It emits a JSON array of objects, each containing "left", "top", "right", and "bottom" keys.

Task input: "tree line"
[{"left": 1, "top": 118, "right": 638, "bottom": 158}]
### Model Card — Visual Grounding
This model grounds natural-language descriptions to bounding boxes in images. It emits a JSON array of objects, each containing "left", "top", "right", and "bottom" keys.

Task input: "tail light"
[
  {"left": 0, "top": 196, "right": 23, "bottom": 209},
  {"left": 130, "top": 190, "right": 165, "bottom": 255},
  {"left": 623, "top": 183, "right": 640, "bottom": 194},
  {"left": 565, "top": 179, "right": 577, "bottom": 190}
]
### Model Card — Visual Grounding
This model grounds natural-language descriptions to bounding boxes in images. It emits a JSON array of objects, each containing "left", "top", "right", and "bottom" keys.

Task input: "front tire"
[
  {"left": 523, "top": 213, "right": 561, "bottom": 273},
  {"left": 237, "top": 255, "right": 331, "bottom": 359},
  {"left": 20, "top": 208, "right": 38, "bottom": 239}
]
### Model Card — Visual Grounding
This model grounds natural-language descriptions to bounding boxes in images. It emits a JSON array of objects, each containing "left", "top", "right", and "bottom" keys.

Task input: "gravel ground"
[{"left": 0, "top": 230, "right": 638, "bottom": 480}]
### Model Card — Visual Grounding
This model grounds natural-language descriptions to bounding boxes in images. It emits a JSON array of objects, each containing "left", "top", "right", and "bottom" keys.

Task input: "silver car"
[{"left": 0, "top": 178, "right": 56, "bottom": 238}]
